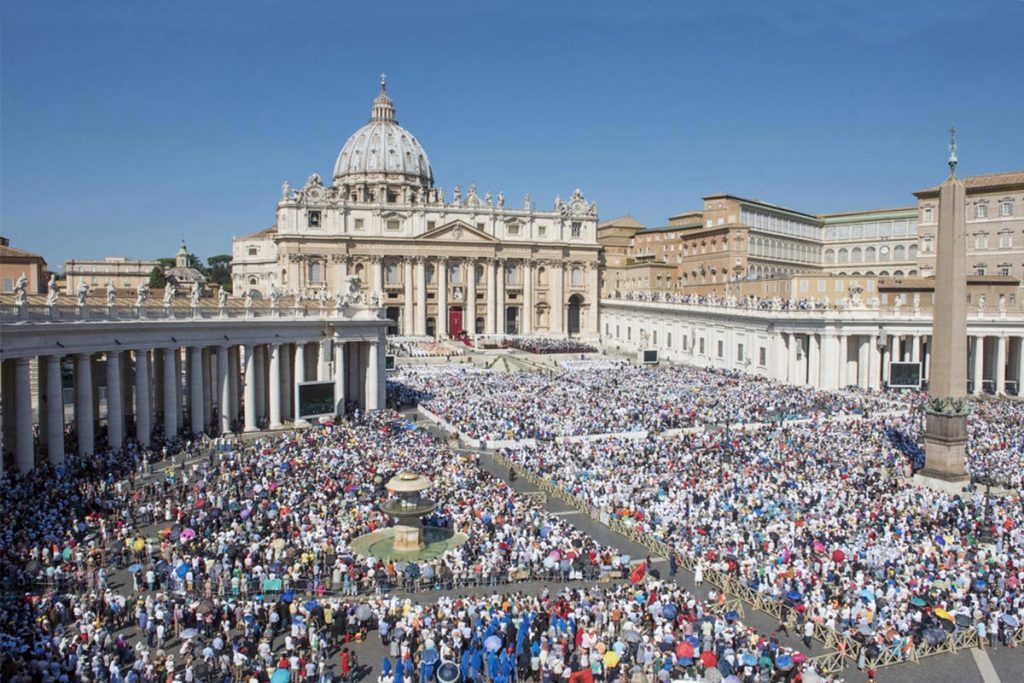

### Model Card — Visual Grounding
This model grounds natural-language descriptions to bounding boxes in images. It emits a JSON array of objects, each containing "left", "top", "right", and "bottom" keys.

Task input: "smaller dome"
[{"left": 386, "top": 471, "right": 433, "bottom": 493}]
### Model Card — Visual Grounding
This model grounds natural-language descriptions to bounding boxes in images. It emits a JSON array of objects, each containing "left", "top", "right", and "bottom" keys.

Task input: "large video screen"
[
  {"left": 889, "top": 362, "right": 922, "bottom": 389},
  {"left": 297, "top": 381, "right": 335, "bottom": 418}
]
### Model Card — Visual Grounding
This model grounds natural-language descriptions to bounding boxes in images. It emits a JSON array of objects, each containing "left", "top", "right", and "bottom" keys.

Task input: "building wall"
[{"left": 64, "top": 258, "right": 161, "bottom": 294}]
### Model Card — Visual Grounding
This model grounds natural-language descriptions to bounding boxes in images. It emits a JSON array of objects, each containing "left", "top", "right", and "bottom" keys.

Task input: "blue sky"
[{"left": 3, "top": 0, "right": 1023, "bottom": 267}]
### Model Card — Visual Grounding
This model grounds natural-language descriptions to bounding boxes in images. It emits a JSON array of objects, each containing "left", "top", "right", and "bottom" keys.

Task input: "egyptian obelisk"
[{"left": 916, "top": 128, "right": 970, "bottom": 491}]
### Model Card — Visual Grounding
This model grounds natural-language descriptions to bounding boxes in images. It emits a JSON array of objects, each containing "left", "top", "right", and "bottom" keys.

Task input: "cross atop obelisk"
[{"left": 916, "top": 130, "right": 970, "bottom": 492}]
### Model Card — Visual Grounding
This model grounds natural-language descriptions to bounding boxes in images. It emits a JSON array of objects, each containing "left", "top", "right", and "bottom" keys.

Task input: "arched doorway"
[
  {"left": 426, "top": 317, "right": 436, "bottom": 337},
  {"left": 505, "top": 306, "right": 519, "bottom": 335},
  {"left": 567, "top": 295, "right": 583, "bottom": 336}
]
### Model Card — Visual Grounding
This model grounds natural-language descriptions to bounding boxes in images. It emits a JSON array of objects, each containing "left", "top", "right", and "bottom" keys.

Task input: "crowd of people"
[
  {"left": 369, "top": 580, "right": 814, "bottom": 683},
  {"left": 499, "top": 411, "right": 1024, "bottom": 665},
  {"left": 394, "top": 366, "right": 894, "bottom": 441},
  {"left": 388, "top": 341, "right": 467, "bottom": 359},
  {"left": 613, "top": 291, "right": 834, "bottom": 312},
  {"left": 504, "top": 339, "right": 599, "bottom": 355},
  {"left": 0, "top": 411, "right": 633, "bottom": 681}
]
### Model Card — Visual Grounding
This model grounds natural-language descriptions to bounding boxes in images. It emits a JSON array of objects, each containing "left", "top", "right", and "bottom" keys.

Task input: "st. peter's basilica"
[{"left": 231, "top": 77, "right": 601, "bottom": 339}]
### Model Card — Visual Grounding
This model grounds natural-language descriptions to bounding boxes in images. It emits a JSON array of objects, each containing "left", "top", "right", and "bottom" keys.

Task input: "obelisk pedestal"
[{"left": 915, "top": 136, "right": 970, "bottom": 493}]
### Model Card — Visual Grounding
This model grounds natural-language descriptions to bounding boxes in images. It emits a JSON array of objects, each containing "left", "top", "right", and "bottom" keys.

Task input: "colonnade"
[
  {"left": 0, "top": 334, "right": 387, "bottom": 476},
  {"left": 775, "top": 331, "right": 1024, "bottom": 394}
]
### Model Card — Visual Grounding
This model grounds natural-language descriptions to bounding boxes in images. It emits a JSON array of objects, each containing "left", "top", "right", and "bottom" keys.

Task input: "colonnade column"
[
  {"left": 551, "top": 263, "right": 564, "bottom": 336},
  {"left": 202, "top": 349, "right": 213, "bottom": 430},
  {"left": 466, "top": 262, "right": 477, "bottom": 336},
  {"left": 333, "top": 341, "right": 346, "bottom": 416},
  {"left": 365, "top": 337, "right": 384, "bottom": 410},
  {"left": 294, "top": 343, "right": 307, "bottom": 425},
  {"left": 786, "top": 333, "right": 799, "bottom": 385},
  {"left": 280, "top": 343, "right": 292, "bottom": 421},
  {"left": 436, "top": 257, "right": 448, "bottom": 338},
  {"left": 414, "top": 257, "right": 427, "bottom": 336},
  {"left": 818, "top": 333, "right": 835, "bottom": 390},
  {"left": 486, "top": 259, "right": 497, "bottom": 334},
  {"left": 254, "top": 346, "right": 266, "bottom": 421},
  {"left": 243, "top": 344, "right": 257, "bottom": 432},
  {"left": 217, "top": 346, "right": 230, "bottom": 435},
  {"left": 163, "top": 348, "right": 178, "bottom": 438},
  {"left": 495, "top": 259, "right": 506, "bottom": 334},
  {"left": 996, "top": 335, "right": 1007, "bottom": 395},
  {"left": 808, "top": 333, "right": 820, "bottom": 387},
  {"left": 403, "top": 259, "right": 415, "bottom": 335},
  {"left": 46, "top": 355, "right": 65, "bottom": 464},
  {"left": 522, "top": 260, "right": 534, "bottom": 335},
  {"left": 14, "top": 358, "right": 33, "bottom": 472},
  {"left": 189, "top": 347, "right": 204, "bottom": 436},
  {"left": 75, "top": 353, "right": 95, "bottom": 456},
  {"left": 972, "top": 335, "right": 984, "bottom": 395},
  {"left": 838, "top": 334, "right": 849, "bottom": 389},
  {"left": 880, "top": 336, "right": 891, "bottom": 387},
  {"left": 268, "top": 344, "right": 282, "bottom": 429},
  {"left": 107, "top": 351, "right": 124, "bottom": 449},
  {"left": 868, "top": 335, "right": 881, "bottom": 391}
]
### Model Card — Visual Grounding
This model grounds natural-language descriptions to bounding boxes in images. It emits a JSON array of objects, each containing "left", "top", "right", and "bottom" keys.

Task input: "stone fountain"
[
  {"left": 379, "top": 471, "right": 439, "bottom": 551},
  {"left": 350, "top": 470, "right": 467, "bottom": 560}
]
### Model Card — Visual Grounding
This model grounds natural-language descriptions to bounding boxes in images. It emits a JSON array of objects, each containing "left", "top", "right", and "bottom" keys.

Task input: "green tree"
[
  {"left": 207, "top": 254, "right": 233, "bottom": 293},
  {"left": 148, "top": 266, "right": 166, "bottom": 289}
]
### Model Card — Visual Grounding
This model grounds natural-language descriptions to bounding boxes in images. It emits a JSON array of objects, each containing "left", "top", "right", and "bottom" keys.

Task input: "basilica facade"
[{"left": 232, "top": 79, "right": 601, "bottom": 339}]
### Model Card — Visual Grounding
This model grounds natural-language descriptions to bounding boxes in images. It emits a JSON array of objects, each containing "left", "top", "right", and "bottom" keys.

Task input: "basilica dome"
[{"left": 332, "top": 78, "right": 434, "bottom": 190}]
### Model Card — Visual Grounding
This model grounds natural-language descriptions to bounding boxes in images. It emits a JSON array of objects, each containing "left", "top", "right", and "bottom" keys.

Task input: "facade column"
[
  {"left": 587, "top": 262, "right": 600, "bottom": 336},
  {"left": 414, "top": 257, "right": 427, "bottom": 336},
  {"left": 174, "top": 351, "right": 183, "bottom": 432},
  {"left": 551, "top": 263, "right": 564, "bottom": 336},
  {"left": 189, "top": 347, "right": 203, "bottom": 436},
  {"left": 522, "top": 260, "right": 534, "bottom": 335},
  {"left": 293, "top": 343, "right": 307, "bottom": 424},
  {"left": 972, "top": 335, "right": 984, "bottom": 395},
  {"left": 923, "top": 336, "right": 931, "bottom": 382},
  {"left": 496, "top": 259, "right": 506, "bottom": 334},
  {"left": 75, "top": 353, "right": 95, "bottom": 456},
  {"left": 996, "top": 335, "right": 1007, "bottom": 395},
  {"left": 243, "top": 344, "right": 257, "bottom": 432},
  {"left": 14, "top": 358, "right": 33, "bottom": 472},
  {"left": 403, "top": 259, "right": 415, "bottom": 335},
  {"left": 486, "top": 258, "right": 497, "bottom": 334},
  {"left": 106, "top": 351, "right": 124, "bottom": 449},
  {"left": 436, "top": 257, "right": 448, "bottom": 338},
  {"left": 370, "top": 256, "right": 384, "bottom": 295},
  {"left": 45, "top": 355, "right": 65, "bottom": 464},
  {"left": 217, "top": 346, "right": 231, "bottom": 435},
  {"left": 268, "top": 344, "right": 282, "bottom": 428},
  {"left": 911, "top": 335, "right": 921, "bottom": 362},
  {"left": 333, "top": 341, "right": 346, "bottom": 416},
  {"left": 466, "top": 260, "right": 477, "bottom": 336},
  {"left": 163, "top": 348, "right": 178, "bottom": 438}
]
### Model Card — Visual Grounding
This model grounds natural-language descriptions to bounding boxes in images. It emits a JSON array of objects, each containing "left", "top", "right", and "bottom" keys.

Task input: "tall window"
[
  {"left": 1000, "top": 232, "right": 1013, "bottom": 249},
  {"left": 505, "top": 264, "right": 519, "bottom": 286},
  {"left": 1001, "top": 200, "right": 1013, "bottom": 217},
  {"left": 571, "top": 267, "right": 583, "bottom": 287},
  {"left": 309, "top": 261, "right": 324, "bottom": 283},
  {"left": 385, "top": 261, "right": 400, "bottom": 285},
  {"left": 450, "top": 264, "right": 463, "bottom": 285},
  {"left": 975, "top": 233, "right": 989, "bottom": 249},
  {"left": 571, "top": 222, "right": 582, "bottom": 239},
  {"left": 308, "top": 210, "right": 322, "bottom": 228},
  {"left": 923, "top": 207, "right": 933, "bottom": 223},
  {"left": 975, "top": 203, "right": 988, "bottom": 219}
]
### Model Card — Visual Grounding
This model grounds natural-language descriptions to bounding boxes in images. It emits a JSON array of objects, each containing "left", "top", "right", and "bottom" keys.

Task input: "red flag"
[
  {"left": 630, "top": 563, "right": 646, "bottom": 584},
  {"left": 646, "top": 588, "right": 658, "bottom": 606}
]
